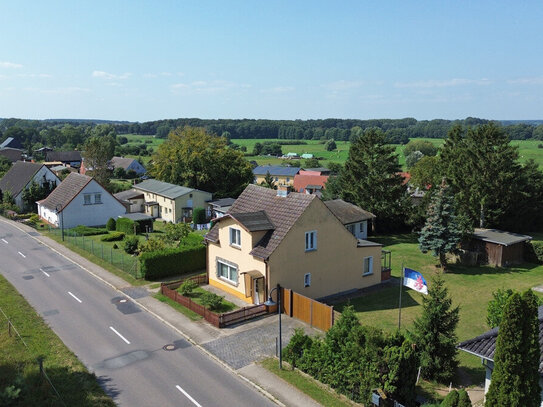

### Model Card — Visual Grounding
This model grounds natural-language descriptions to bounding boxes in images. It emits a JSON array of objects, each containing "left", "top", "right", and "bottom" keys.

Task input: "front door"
[{"left": 253, "top": 278, "right": 264, "bottom": 304}]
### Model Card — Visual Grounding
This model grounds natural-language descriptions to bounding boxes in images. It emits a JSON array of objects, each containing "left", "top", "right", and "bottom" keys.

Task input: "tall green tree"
[
  {"left": 419, "top": 180, "right": 463, "bottom": 269},
  {"left": 485, "top": 291, "right": 541, "bottom": 406},
  {"left": 260, "top": 171, "right": 277, "bottom": 189},
  {"left": 338, "top": 128, "right": 409, "bottom": 231},
  {"left": 412, "top": 273, "right": 460, "bottom": 382},
  {"left": 82, "top": 134, "right": 116, "bottom": 187},
  {"left": 151, "top": 126, "right": 253, "bottom": 198},
  {"left": 22, "top": 180, "right": 56, "bottom": 212}
]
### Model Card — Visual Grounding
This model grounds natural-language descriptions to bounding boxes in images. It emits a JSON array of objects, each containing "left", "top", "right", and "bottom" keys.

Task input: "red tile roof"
[{"left": 293, "top": 174, "right": 329, "bottom": 192}]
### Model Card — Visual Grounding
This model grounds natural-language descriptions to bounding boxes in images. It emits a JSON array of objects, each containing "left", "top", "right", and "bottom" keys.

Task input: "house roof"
[
  {"left": 38, "top": 173, "right": 93, "bottom": 211},
  {"left": 114, "top": 189, "right": 145, "bottom": 201},
  {"left": 458, "top": 307, "right": 543, "bottom": 375},
  {"left": 0, "top": 147, "right": 23, "bottom": 163},
  {"left": 303, "top": 168, "right": 331, "bottom": 174},
  {"left": 46, "top": 151, "right": 82, "bottom": 163},
  {"left": 0, "top": 161, "right": 45, "bottom": 197},
  {"left": 209, "top": 197, "right": 236, "bottom": 208},
  {"left": 133, "top": 179, "right": 207, "bottom": 200},
  {"left": 227, "top": 211, "right": 275, "bottom": 232},
  {"left": 118, "top": 212, "right": 153, "bottom": 221},
  {"left": 324, "top": 199, "right": 376, "bottom": 224},
  {"left": 0, "top": 137, "right": 23, "bottom": 150},
  {"left": 293, "top": 174, "right": 329, "bottom": 192},
  {"left": 206, "top": 184, "right": 315, "bottom": 259},
  {"left": 110, "top": 156, "right": 144, "bottom": 171},
  {"left": 253, "top": 165, "right": 300, "bottom": 177},
  {"left": 472, "top": 228, "right": 532, "bottom": 246}
]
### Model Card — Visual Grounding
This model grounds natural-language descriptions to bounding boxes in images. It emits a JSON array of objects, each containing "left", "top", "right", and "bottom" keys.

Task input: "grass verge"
[
  {"left": 0, "top": 274, "right": 115, "bottom": 406},
  {"left": 153, "top": 293, "right": 203, "bottom": 321},
  {"left": 260, "top": 358, "right": 357, "bottom": 407}
]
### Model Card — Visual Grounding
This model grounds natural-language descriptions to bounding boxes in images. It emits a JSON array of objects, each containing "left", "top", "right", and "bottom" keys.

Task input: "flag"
[{"left": 403, "top": 268, "right": 428, "bottom": 295}]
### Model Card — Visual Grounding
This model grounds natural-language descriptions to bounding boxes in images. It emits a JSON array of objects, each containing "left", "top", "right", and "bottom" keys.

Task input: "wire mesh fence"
[{"left": 47, "top": 227, "right": 142, "bottom": 279}]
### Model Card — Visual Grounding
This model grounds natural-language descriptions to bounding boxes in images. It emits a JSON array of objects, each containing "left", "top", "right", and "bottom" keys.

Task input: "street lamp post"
[
  {"left": 55, "top": 204, "right": 64, "bottom": 241},
  {"left": 264, "top": 284, "right": 282, "bottom": 369}
]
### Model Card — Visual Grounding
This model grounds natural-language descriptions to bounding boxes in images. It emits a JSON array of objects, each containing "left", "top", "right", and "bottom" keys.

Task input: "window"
[
  {"left": 305, "top": 231, "right": 317, "bottom": 251},
  {"left": 363, "top": 256, "right": 373, "bottom": 276},
  {"left": 229, "top": 228, "right": 241, "bottom": 247},
  {"left": 83, "top": 194, "right": 91, "bottom": 205},
  {"left": 217, "top": 261, "right": 238, "bottom": 284},
  {"left": 346, "top": 224, "right": 355, "bottom": 236},
  {"left": 304, "top": 273, "right": 311, "bottom": 287},
  {"left": 94, "top": 193, "right": 102, "bottom": 204},
  {"left": 286, "top": 177, "right": 290, "bottom": 182},
  {"left": 274, "top": 177, "right": 278, "bottom": 181}
]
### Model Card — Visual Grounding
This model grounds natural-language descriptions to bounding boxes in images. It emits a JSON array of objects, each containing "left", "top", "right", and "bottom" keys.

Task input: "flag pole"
[{"left": 398, "top": 263, "right": 404, "bottom": 330}]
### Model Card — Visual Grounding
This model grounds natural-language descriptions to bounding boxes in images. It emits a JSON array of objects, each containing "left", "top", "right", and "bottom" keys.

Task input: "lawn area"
[
  {"left": 0, "top": 274, "right": 115, "bottom": 406},
  {"left": 178, "top": 285, "right": 238, "bottom": 313},
  {"left": 335, "top": 233, "right": 543, "bottom": 383},
  {"left": 153, "top": 293, "right": 203, "bottom": 321}
]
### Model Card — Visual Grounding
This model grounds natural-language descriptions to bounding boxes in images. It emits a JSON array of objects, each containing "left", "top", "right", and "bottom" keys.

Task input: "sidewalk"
[{"left": 7, "top": 219, "right": 323, "bottom": 407}]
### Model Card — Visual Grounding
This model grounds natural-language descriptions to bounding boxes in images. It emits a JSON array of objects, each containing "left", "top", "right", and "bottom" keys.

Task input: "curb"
[{"left": 0, "top": 218, "right": 284, "bottom": 407}]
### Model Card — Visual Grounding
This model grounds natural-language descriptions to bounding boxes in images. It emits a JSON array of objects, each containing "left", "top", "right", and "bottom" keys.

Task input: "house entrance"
[
  {"left": 241, "top": 270, "right": 265, "bottom": 305},
  {"left": 253, "top": 277, "right": 264, "bottom": 304}
]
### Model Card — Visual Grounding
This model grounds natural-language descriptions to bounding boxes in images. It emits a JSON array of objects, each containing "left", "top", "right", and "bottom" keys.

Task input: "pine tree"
[
  {"left": 457, "top": 389, "right": 472, "bottom": 407},
  {"left": 413, "top": 273, "right": 460, "bottom": 382},
  {"left": 419, "top": 180, "right": 462, "bottom": 269},
  {"left": 485, "top": 291, "right": 541, "bottom": 406}
]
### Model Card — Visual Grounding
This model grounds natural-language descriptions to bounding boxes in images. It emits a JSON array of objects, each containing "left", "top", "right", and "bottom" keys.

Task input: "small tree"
[
  {"left": 324, "top": 138, "right": 337, "bottom": 151},
  {"left": 261, "top": 171, "right": 277, "bottom": 189},
  {"left": 164, "top": 222, "right": 191, "bottom": 243},
  {"left": 412, "top": 273, "right": 460, "bottom": 382},
  {"left": 192, "top": 207, "right": 206, "bottom": 225},
  {"left": 283, "top": 328, "right": 313, "bottom": 369},
  {"left": 123, "top": 235, "right": 139, "bottom": 254},
  {"left": 457, "top": 389, "right": 472, "bottom": 407},
  {"left": 406, "top": 150, "right": 424, "bottom": 169},
  {"left": 441, "top": 390, "right": 459, "bottom": 407},
  {"left": 179, "top": 279, "right": 198, "bottom": 297},
  {"left": 113, "top": 167, "right": 126, "bottom": 179},
  {"left": 304, "top": 157, "right": 320, "bottom": 168},
  {"left": 419, "top": 179, "right": 462, "bottom": 269},
  {"left": 486, "top": 288, "right": 515, "bottom": 328},
  {"left": 200, "top": 291, "right": 223, "bottom": 311},
  {"left": 106, "top": 217, "right": 116, "bottom": 231}
]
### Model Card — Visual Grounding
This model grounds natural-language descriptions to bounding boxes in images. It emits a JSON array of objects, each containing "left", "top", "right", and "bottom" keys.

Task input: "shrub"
[
  {"left": 441, "top": 390, "right": 459, "bottom": 407},
  {"left": 282, "top": 328, "right": 313, "bottom": 369},
  {"left": 106, "top": 217, "right": 116, "bottom": 231},
  {"left": 123, "top": 235, "right": 139, "bottom": 254},
  {"left": 525, "top": 241, "right": 543, "bottom": 263},
  {"left": 70, "top": 225, "right": 108, "bottom": 236},
  {"left": 100, "top": 232, "right": 125, "bottom": 242},
  {"left": 180, "top": 233, "right": 204, "bottom": 248},
  {"left": 138, "top": 237, "right": 166, "bottom": 253},
  {"left": 112, "top": 243, "right": 118, "bottom": 249},
  {"left": 192, "top": 207, "right": 206, "bottom": 225},
  {"left": 179, "top": 279, "right": 198, "bottom": 296},
  {"left": 457, "top": 389, "right": 472, "bottom": 407},
  {"left": 139, "top": 245, "right": 206, "bottom": 279},
  {"left": 538, "top": 144, "right": 543, "bottom": 149},
  {"left": 116, "top": 217, "right": 137, "bottom": 235},
  {"left": 200, "top": 291, "right": 223, "bottom": 310}
]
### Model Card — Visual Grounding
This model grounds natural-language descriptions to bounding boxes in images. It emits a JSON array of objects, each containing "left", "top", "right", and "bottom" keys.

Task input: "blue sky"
[{"left": 0, "top": 1, "right": 542, "bottom": 121}]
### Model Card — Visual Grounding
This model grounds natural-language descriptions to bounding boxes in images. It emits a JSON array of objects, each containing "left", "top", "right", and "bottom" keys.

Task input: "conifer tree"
[
  {"left": 419, "top": 180, "right": 462, "bottom": 269},
  {"left": 457, "top": 389, "right": 472, "bottom": 407},
  {"left": 413, "top": 273, "right": 459, "bottom": 382}
]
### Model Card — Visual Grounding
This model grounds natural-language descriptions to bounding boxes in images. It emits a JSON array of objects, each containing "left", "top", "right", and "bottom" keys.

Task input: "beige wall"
[
  {"left": 268, "top": 199, "right": 382, "bottom": 299},
  {"left": 254, "top": 174, "right": 295, "bottom": 186},
  {"left": 138, "top": 190, "right": 212, "bottom": 223}
]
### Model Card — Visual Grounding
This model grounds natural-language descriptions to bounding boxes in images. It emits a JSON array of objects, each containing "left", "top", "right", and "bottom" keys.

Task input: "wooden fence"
[{"left": 282, "top": 288, "right": 335, "bottom": 331}]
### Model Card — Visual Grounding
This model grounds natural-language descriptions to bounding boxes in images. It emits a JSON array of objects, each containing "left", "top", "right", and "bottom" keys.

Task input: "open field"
[
  {"left": 334, "top": 233, "right": 543, "bottom": 383},
  {"left": 0, "top": 274, "right": 115, "bottom": 406}
]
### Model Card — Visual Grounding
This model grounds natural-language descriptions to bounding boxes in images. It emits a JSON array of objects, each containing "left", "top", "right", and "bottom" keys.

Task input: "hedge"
[
  {"left": 139, "top": 245, "right": 206, "bottom": 280},
  {"left": 69, "top": 225, "right": 108, "bottom": 236},
  {"left": 193, "top": 207, "right": 206, "bottom": 225},
  {"left": 116, "top": 217, "right": 154, "bottom": 235},
  {"left": 525, "top": 241, "right": 543, "bottom": 264},
  {"left": 180, "top": 233, "right": 204, "bottom": 248},
  {"left": 100, "top": 232, "right": 125, "bottom": 242}
]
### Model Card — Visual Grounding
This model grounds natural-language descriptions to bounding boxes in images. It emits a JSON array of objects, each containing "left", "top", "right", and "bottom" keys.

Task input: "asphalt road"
[{"left": 0, "top": 221, "right": 276, "bottom": 407}]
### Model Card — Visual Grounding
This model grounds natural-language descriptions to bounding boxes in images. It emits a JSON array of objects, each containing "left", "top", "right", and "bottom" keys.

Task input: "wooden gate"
[{"left": 282, "top": 288, "right": 335, "bottom": 331}]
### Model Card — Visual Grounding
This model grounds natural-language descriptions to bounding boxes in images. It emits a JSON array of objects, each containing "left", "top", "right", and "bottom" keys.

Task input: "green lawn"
[
  {"left": 0, "top": 274, "right": 115, "bottom": 406},
  {"left": 153, "top": 293, "right": 203, "bottom": 321},
  {"left": 335, "top": 233, "right": 543, "bottom": 384},
  {"left": 178, "top": 286, "right": 238, "bottom": 313}
]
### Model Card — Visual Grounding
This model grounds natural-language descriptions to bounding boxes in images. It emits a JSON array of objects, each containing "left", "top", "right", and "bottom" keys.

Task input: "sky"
[{"left": 0, "top": 1, "right": 542, "bottom": 122}]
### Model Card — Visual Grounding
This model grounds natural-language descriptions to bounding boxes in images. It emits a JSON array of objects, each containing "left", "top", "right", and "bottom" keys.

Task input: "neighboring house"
[
  {"left": 49, "top": 165, "right": 77, "bottom": 177},
  {"left": 303, "top": 168, "right": 332, "bottom": 175},
  {"left": 324, "top": 199, "right": 375, "bottom": 240},
  {"left": 462, "top": 228, "right": 532, "bottom": 267},
  {"left": 0, "top": 147, "right": 23, "bottom": 163},
  {"left": 110, "top": 156, "right": 146, "bottom": 175},
  {"left": 293, "top": 171, "right": 329, "bottom": 197},
  {"left": 301, "top": 153, "right": 313, "bottom": 159},
  {"left": 0, "top": 137, "right": 24, "bottom": 150},
  {"left": 133, "top": 179, "right": 212, "bottom": 223},
  {"left": 0, "top": 161, "right": 60, "bottom": 210},
  {"left": 458, "top": 306, "right": 543, "bottom": 404},
  {"left": 37, "top": 173, "right": 126, "bottom": 229},
  {"left": 205, "top": 184, "right": 388, "bottom": 305},
  {"left": 114, "top": 189, "right": 145, "bottom": 213},
  {"left": 253, "top": 165, "right": 300, "bottom": 187},
  {"left": 45, "top": 151, "right": 82, "bottom": 168},
  {"left": 208, "top": 197, "right": 236, "bottom": 219}
]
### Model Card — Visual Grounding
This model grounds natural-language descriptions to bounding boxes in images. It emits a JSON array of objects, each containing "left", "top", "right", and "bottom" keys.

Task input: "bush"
[
  {"left": 525, "top": 241, "right": 543, "bottom": 263},
  {"left": 180, "top": 233, "right": 204, "bottom": 248},
  {"left": 139, "top": 245, "right": 206, "bottom": 279},
  {"left": 70, "top": 225, "right": 108, "bottom": 236},
  {"left": 106, "top": 218, "right": 116, "bottom": 231},
  {"left": 100, "top": 232, "right": 125, "bottom": 242},
  {"left": 200, "top": 291, "right": 223, "bottom": 310},
  {"left": 457, "top": 389, "right": 472, "bottom": 407},
  {"left": 112, "top": 243, "right": 118, "bottom": 249},
  {"left": 123, "top": 235, "right": 139, "bottom": 254},
  {"left": 116, "top": 217, "right": 137, "bottom": 235},
  {"left": 179, "top": 279, "right": 198, "bottom": 296},
  {"left": 192, "top": 207, "right": 206, "bottom": 225},
  {"left": 283, "top": 328, "right": 313, "bottom": 369},
  {"left": 441, "top": 390, "right": 459, "bottom": 407},
  {"left": 138, "top": 237, "right": 166, "bottom": 253}
]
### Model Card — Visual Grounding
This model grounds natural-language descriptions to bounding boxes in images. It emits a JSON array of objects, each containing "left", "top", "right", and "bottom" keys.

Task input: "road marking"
[
  {"left": 40, "top": 268, "right": 50, "bottom": 277},
  {"left": 176, "top": 385, "right": 203, "bottom": 407},
  {"left": 1, "top": 238, "right": 7, "bottom": 244},
  {"left": 68, "top": 291, "right": 82, "bottom": 303},
  {"left": 18, "top": 251, "right": 26, "bottom": 258},
  {"left": 109, "top": 326, "right": 130, "bottom": 344}
]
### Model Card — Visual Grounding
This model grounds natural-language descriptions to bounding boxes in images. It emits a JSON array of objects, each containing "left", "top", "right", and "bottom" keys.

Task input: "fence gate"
[{"left": 282, "top": 288, "right": 335, "bottom": 331}]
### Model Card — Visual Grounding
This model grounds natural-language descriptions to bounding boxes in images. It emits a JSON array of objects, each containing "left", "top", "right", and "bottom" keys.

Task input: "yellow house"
[
  {"left": 252, "top": 165, "right": 300, "bottom": 187},
  {"left": 133, "top": 179, "right": 212, "bottom": 223},
  {"left": 205, "top": 184, "right": 390, "bottom": 305}
]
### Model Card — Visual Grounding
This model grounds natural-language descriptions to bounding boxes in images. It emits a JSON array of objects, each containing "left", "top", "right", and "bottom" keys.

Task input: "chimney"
[{"left": 277, "top": 185, "right": 289, "bottom": 197}]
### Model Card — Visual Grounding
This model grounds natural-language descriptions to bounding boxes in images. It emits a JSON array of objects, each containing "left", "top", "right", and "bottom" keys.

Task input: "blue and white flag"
[{"left": 403, "top": 268, "right": 428, "bottom": 295}]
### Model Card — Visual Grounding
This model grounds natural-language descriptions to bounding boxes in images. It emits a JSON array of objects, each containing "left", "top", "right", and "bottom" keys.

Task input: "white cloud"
[
  {"left": 507, "top": 76, "right": 543, "bottom": 85},
  {"left": 394, "top": 78, "right": 492, "bottom": 88},
  {"left": 92, "top": 70, "right": 131, "bottom": 80},
  {"left": 260, "top": 86, "right": 295, "bottom": 94},
  {"left": 0, "top": 61, "right": 23, "bottom": 69}
]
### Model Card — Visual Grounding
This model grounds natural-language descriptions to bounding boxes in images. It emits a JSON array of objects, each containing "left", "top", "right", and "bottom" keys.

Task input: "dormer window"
[{"left": 229, "top": 227, "right": 241, "bottom": 247}]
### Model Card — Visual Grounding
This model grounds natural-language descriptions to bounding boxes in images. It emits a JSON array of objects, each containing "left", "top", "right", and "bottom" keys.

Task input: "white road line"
[
  {"left": 40, "top": 268, "right": 50, "bottom": 277},
  {"left": 68, "top": 291, "right": 82, "bottom": 303},
  {"left": 1, "top": 238, "right": 8, "bottom": 244},
  {"left": 18, "top": 251, "right": 26, "bottom": 258},
  {"left": 109, "top": 326, "right": 130, "bottom": 344},
  {"left": 176, "top": 385, "right": 203, "bottom": 407}
]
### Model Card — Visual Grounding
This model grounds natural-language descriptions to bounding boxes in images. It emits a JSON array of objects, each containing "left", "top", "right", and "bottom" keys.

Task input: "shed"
[{"left": 464, "top": 228, "right": 532, "bottom": 267}]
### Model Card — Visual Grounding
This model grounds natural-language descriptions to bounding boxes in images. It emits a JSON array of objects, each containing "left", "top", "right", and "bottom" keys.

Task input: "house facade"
[
  {"left": 205, "top": 185, "right": 386, "bottom": 305},
  {"left": 37, "top": 173, "right": 126, "bottom": 229},
  {"left": 253, "top": 165, "right": 300, "bottom": 187},
  {"left": 324, "top": 199, "right": 375, "bottom": 240},
  {"left": 45, "top": 151, "right": 82, "bottom": 168},
  {"left": 114, "top": 189, "right": 145, "bottom": 213},
  {"left": 133, "top": 179, "right": 212, "bottom": 223}
]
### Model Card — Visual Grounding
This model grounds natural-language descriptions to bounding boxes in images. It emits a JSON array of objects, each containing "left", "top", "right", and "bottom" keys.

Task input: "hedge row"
[
  {"left": 139, "top": 245, "right": 206, "bottom": 280},
  {"left": 116, "top": 217, "right": 154, "bottom": 235},
  {"left": 525, "top": 241, "right": 543, "bottom": 264},
  {"left": 70, "top": 225, "right": 108, "bottom": 236},
  {"left": 100, "top": 232, "right": 125, "bottom": 242}
]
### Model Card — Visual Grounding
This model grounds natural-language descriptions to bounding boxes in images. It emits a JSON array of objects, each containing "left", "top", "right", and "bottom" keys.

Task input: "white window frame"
[
  {"left": 217, "top": 260, "right": 238, "bottom": 284},
  {"left": 83, "top": 194, "right": 91, "bottom": 205},
  {"left": 305, "top": 230, "right": 317, "bottom": 251},
  {"left": 304, "top": 273, "right": 311, "bottom": 287},
  {"left": 94, "top": 193, "right": 102, "bottom": 204},
  {"left": 229, "top": 227, "right": 241, "bottom": 247},
  {"left": 363, "top": 256, "right": 374, "bottom": 276}
]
